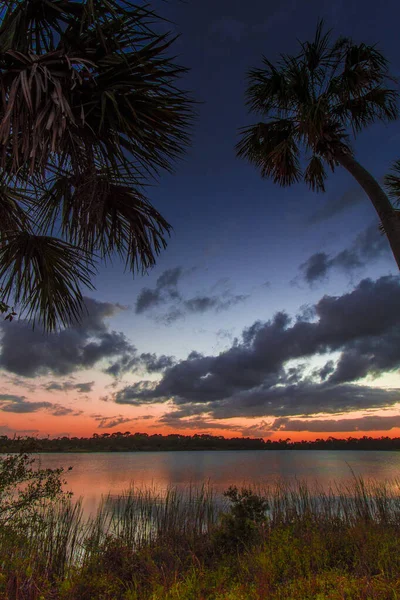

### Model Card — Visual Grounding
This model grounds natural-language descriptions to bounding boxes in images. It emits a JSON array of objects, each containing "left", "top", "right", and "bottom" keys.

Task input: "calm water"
[{"left": 36, "top": 450, "right": 400, "bottom": 514}]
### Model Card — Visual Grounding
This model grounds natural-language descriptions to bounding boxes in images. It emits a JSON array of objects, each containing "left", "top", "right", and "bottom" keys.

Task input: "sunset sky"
[{"left": 1, "top": 0, "right": 400, "bottom": 441}]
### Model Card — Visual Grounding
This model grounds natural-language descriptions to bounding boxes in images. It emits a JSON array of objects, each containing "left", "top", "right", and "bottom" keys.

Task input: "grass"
[{"left": 1, "top": 478, "right": 400, "bottom": 599}]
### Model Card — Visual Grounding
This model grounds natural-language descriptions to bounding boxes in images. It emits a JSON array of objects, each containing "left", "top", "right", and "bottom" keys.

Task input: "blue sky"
[{"left": 1, "top": 0, "right": 400, "bottom": 438}]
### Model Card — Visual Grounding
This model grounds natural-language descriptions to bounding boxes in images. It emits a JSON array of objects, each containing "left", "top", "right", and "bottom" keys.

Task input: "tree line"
[{"left": 1, "top": 433, "right": 400, "bottom": 452}]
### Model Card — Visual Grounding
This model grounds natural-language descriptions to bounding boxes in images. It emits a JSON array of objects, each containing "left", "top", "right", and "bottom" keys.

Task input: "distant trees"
[
  {"left": 0, "top": 0, "right": 192, "bottom": 330},
  {"left": 1, "top": 433, "right": 399, "bottom": 453},
  {"left": 237, "top": 21, "right": 400, "bottom": 269}
]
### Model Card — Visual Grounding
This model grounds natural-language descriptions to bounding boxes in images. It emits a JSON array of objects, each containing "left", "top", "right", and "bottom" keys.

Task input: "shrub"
[
  {"left": 211, "top": 486, "right": 269, "bottom": 553},
  {"left": 0, "top": 452, "right": 71, "bottom": 528}
]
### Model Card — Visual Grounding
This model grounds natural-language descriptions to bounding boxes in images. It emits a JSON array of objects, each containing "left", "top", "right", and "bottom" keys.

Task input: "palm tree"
[
  {"left": 0, "top": 0, "right": 192, "bottom": 330},
  {"left": 385, "top": 160, "right": 400, "bottom": 204},
  {"left": 236, "top": 21, "right": 400, "bottom": 269}
]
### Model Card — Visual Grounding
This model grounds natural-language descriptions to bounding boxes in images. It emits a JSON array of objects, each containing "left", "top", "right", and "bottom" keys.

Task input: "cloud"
[
  {"left": 184, "top": 294, "right": 247, "bottom": 314},
  {"left": 139, "top": 353, "right": 176, "bottom": 372},
  {"left": 0, "top": 297, "right": 136, "bottom": 378},
  {"left": 0, "top": 394, "right": 26, "bottom": 402},
  {"left": 45, "top": 381, "right": 94, "bottom": 393},
  {"left": 0, "top": 395, "right": 76, "bottom": 415},
  {"left": 135, "top": 268, "right": 183, "bottom": 314},
  {"left": 300, "top": 223, "right": 389, "bottom": 284},
  {"left": 112, "top": 276, "right": 400, "bottom": 421},
  {"left": 156, "top": 267, "right": 183, "bottom": 290},
  {"left": 309, "top": 187, "right": 366, "bottom": 224},
  {"left": 95, "top": 415, "right": 136, "bottom": 429},
  {"left": 135, "top": 288, "right": 163, "bottom": 314},
  {"left": 114, "top": 381, "right": 159, "bottom": 406},
  {"left": 270, "top": 414, "right": 400, "bottom": 433},
  {"left": 158, "top": 413, "right": 240, "bottom": 432},
  {"left": 0, "top": 425, "right": 39, "bottom": 436},
  {"left": 135, "top": 267, "right": 247, "bottom": 323}
]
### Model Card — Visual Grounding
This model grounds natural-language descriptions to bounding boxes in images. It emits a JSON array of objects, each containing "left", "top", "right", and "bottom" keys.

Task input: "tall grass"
[{"left": 1, "top": 478, "right": 400, "bottom": 599}]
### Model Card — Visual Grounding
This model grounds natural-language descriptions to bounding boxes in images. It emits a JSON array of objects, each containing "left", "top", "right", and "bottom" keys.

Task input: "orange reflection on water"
[{"left": 36, "top": 450, "right": 400, "bottom": 516}]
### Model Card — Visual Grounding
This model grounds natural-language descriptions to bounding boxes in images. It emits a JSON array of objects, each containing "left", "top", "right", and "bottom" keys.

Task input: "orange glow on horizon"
[{"left": 3, "top": 414, "right": 400, "bottom": 442}]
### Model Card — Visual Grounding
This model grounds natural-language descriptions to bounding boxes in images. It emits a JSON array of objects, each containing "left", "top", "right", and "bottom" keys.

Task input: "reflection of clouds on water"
[{"left": 36, "top": 450, "right": 400, "bottom": 517}]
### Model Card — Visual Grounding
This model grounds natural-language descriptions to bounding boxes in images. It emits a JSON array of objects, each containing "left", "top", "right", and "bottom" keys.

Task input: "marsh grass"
[{"left": 1, "top": 478, "right": 400, "bottom": 599}]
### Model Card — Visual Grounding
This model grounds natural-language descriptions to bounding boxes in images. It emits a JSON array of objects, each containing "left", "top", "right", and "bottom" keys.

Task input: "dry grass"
[{"left": 1, "top": 478, "right": 400, "bottom": 599}]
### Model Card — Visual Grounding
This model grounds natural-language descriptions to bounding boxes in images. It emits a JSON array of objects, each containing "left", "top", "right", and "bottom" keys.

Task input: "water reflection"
[{"left": 36, "top": 450, "right": 400, "bottom": 515}]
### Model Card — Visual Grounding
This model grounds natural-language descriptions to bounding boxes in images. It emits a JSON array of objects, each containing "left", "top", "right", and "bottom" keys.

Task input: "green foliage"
[
  {"left": 1, "top": 478, "right": 400, "bottom": 598},
  {"left": 0, "top": 0, "right": 193, "bottom": 330},
  {"left": 0, "top": 452, "right": 70, "bottom": 527},
  {"left": 211, "top": 486, "right": 269, "bottom": 553}
]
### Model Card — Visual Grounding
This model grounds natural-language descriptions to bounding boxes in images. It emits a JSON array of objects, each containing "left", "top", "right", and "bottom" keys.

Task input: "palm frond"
[
  {"left": 300, "top": 20, "right": 333, "bottom": 73},
  {"left": 0, "top": 176, "right": 31, "bottom": 236},
  {"left": 384, "top": 159, "right": 400, "bottom": 206},
  {"left": 304, "top": 155, "right": 327, "bottom": 192},
  {"left": 0, "top": 0, "right": 193, "bottom": 330},
  {"left": 333, "top": 88, "right": 398, "bottom": 133},
  {"left": 0, "top": 232, "right": 95, "bottom": 331},
  {"left": 246, "top": 61, "right": 292, "bottom": 115},
  {"left": 0, "top": 49, "right": 95, "bottom": 173},
  {"left": 238, "top": 20, "right": 398, "bottom": 193},
  {"left": 237, "top": 120, "right": 301, "bottom": 186},
  {"left": 0, "top": 0, "right": 84, "bottom": 53},
  {"left": 34, "top": 170, "right": 171, "bottom": 273}
]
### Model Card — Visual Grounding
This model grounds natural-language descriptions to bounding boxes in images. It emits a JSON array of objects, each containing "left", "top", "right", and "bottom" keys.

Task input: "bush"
[
  {"left": 211, "top": 486, "right": 269, "bottom": 553},
  {"left": 0, "top": 452, "right": 71, "bottom": 528}
]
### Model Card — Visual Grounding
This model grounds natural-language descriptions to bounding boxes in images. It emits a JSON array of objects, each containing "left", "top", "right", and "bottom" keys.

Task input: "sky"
[{"left": 1, "top": 0, "right": 400, "bottom": 441}]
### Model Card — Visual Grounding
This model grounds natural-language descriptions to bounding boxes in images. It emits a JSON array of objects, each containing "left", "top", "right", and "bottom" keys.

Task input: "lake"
[{"left": 36, "top": 450, "right": 400, "bottom": 515}]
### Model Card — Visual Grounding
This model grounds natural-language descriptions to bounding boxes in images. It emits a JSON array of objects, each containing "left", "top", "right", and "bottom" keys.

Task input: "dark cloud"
[
  {"left": 0, "top": 395, "right": 76, "bottom": 415},
  {"left": 45, "top": 381, "right": 94, "bottom": 393},
  {"left": 184, "top": 294, "right": 247, "bottom": 314},
  {"left": 135, "top": 288, "right": 163, "bottom": 314},
  {"left": 112, "top": 276, "right": 400, "bottom": 421},
  {"left": 156, "top": 267, "right": 183, "bottom": 290},
  {"left": 158, "top": 413, "right": 240, "bottom": 431},
  {"left": 155, "top": 308, "right": 184, "bottom": 325},
  {"left": 0, "top": 425, "right": 39, "bottom": 436},
  {"left": 0, "top": 393, "right": 26, "bottom": 402},
  {"left": 309, "top": 187, "right": 366, "bottom": 224},
  {"left": 271, "top": 415, "right": 400, "bottom": 433},
  {"left": 139, "top": 353, "right": 176, "bottom": 372},
  {"left": 188, "top": 351, "right": 204, "bottom": 360},
  {"left": 135, "top": 268, "right": 183, "bottom": 314},
  {"left": 95, "top": 416, "right": 136, "bottom": 429},
  {"left": 0, "top": 297, "right": 135, "bottom": 378},
  {"left": 114, "top": 382, "right": 160, "bottom": 406},
  {"left": 300, "top": 223, "right": 389, "bottom": 285},
  {"left": 103, "top": 355, "right": 140, "bottom": 379},
  {"left": 209, "top": 382, "right": 400, "bottom": 419},
  {"left": 240, "top": 420, "right": 274, "bottom": 438},
  {"left": 135, "top": 267, "right": 247, "bottom": 323}
]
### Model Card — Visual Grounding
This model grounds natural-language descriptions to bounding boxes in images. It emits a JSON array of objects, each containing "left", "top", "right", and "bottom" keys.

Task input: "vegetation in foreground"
[{"left": 1, "top": 454, "right": 400, "bottom": 599}]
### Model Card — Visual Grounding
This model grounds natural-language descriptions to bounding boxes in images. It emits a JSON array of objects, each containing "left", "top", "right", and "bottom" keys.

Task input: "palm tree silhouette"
[
  {"left": 237, "top": 21, "right": 400, "bottom": 268},
  {"left": 0, "top": 0, "right": 193, "bottom": 330}
]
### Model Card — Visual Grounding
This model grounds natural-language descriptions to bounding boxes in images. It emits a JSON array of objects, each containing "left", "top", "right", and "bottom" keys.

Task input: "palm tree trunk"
[{"left": 336, "top": 152, "right": 400, "bottom": 270}]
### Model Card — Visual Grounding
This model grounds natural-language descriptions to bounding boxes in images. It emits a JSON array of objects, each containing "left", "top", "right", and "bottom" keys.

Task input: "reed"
[{"left": 1, "top": 477, "right": 400, "bottom": 599}]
